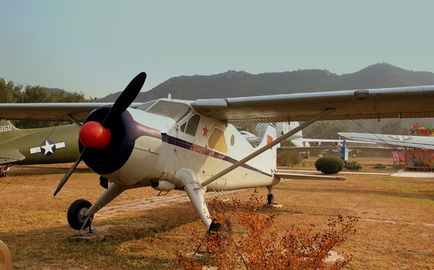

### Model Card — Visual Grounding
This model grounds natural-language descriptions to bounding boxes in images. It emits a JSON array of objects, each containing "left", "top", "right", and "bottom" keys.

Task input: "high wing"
[
  {"left": 0, "top": 149, "right": 25, "bottom": 164},
  {"left": 1, "top": 85, "right": 434, "bottom": 123},
  {"left": 0, "top": 103, "right": 113, "bottom": 122},
  {"left": 191, "top": 85, "right": 434, "bottom": 123},
  {"left": 339, "top": 132, "right": 434, "bottom": 150},
  {"left": 0, "top": 103, "right": 143, "bottom": 122}
]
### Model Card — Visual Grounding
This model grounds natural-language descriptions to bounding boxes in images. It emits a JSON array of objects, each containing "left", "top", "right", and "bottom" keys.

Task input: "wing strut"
[{"left": 201, "top": 108, "right": 335, "bottom": 187}]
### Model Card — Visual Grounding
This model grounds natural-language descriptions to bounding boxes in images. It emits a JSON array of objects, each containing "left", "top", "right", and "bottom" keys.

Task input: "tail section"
[
  {"left": 0, "top": 120, "right": 25, "bottom": 143},
  {"left": 256, "top": 124, "right": 277, "bottom": 170}
]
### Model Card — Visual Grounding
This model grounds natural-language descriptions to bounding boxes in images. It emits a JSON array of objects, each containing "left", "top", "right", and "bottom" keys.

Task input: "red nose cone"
[{"left": 79, "top": 121, "right": 111, "bottom": 150}]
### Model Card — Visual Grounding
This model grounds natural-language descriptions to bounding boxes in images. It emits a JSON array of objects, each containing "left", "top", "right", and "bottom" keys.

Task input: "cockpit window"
[
  {"left": 135, "top": 100, "right": 158, "bottom": 111},
  {"left": 180, "top": 114, "right": 200, "bottom": 136},
  {"left": 145, "top": 100, "right": 191, "bottom": 121},
  {"left": 185, "top": 115, "right": 200, "bottom": 136}
]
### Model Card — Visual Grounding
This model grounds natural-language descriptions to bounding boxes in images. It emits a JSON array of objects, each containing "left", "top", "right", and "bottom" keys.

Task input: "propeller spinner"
[
  {"left": 79, "top": 121, "right": 111, "bottom": 150},
  {"left": 53, "top": 72, "right": 147, "bottom": 196}
]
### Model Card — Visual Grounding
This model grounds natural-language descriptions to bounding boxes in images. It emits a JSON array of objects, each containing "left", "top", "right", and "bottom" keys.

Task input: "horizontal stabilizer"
[
  {"left": 0, "top": 149, "right": 25, "bottom": 165},
  {"left": 274, "top": 171, "right": 345, "bottom": 181}
]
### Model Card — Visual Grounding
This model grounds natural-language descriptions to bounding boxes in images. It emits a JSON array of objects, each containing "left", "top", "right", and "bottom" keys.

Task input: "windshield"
[{"left": 145, "top": 100, "right": 191, "bottom": 122}]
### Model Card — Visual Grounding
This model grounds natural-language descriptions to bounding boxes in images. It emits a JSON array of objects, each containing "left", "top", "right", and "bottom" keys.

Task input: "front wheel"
[{"left": 67, "top": 199, "right": 93, "bottom": 230}]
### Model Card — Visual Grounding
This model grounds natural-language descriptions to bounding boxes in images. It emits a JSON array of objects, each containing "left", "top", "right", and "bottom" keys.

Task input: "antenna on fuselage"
[{"left": 168, "top": 93, "right": 172, "bottom": 99}]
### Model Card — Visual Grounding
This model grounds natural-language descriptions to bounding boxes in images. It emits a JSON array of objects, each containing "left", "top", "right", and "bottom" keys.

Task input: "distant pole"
[{"left": 341, "top": 140, "right": 348, "bottom": 161}]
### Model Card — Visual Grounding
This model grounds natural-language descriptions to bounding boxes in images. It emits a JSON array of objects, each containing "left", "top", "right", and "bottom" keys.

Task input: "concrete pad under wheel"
[{"left": 68, "top": 232, "right": 105, "bottom": 242}]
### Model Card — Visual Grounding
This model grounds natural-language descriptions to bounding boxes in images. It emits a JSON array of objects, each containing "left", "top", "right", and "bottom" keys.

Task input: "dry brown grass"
[{"left": 0, "top": 163, "right": 433, "bottom": 269}]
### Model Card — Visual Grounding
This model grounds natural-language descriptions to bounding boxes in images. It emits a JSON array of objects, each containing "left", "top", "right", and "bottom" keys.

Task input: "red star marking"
[
  {"left": 267, "top": 135, "right": 273, "bottom": 150},
  {"left": 202, "top": 126, "right": 209, "bottom": 137}
]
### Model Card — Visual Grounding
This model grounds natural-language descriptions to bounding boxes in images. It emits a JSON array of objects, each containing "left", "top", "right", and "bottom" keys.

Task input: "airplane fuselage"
[
  {"left": 0, "top": 124, "right": 80, "bottom": 166},
  {"left": 95, "top": 103, "right": 278, "bottom": 192}
]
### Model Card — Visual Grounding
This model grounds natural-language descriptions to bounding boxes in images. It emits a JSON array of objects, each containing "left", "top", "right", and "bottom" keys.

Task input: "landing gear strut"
[{"left": 0, "top": 166, "right": 10, "bottom": 178}]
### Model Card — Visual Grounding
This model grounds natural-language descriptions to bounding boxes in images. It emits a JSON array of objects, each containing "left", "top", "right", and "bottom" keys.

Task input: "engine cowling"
[{"left": 79, "top": 107, "right": 162, "bottom": 180}]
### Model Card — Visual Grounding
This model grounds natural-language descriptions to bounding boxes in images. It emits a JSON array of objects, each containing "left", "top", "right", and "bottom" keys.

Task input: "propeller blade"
[
  {"left": 53, "top": 148, "right": 85, "bottom": 196},
  {"left": 103, "top": 72, "right": 147, "bottom": 126}
]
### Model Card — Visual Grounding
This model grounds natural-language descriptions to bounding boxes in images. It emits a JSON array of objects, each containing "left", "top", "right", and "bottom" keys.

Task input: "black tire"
[
  {"left": 208, "top": 219, "right": 222, "bottom": 233},
  {"left": 67, "top": 199, "right": 93, "bottom": 230},
  {"left": 267, "top": 193, "right": 274, "bottom": 205}
]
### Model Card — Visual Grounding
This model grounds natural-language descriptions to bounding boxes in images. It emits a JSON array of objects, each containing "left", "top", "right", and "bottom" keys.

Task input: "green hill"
[{"left": 101, "top": 63, "right": 434, "bottom": 101}]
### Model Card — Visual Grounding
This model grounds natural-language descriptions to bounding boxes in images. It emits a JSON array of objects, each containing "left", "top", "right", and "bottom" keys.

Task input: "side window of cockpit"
[
  {"left": 180, "top": 114, "right": 201, "bottom": 136},
  {"left": 208, "top": 128, "right": 227, "bottom": 153},
  {"left": 185, "top": 115, "right": 200, "bottom": 135}
]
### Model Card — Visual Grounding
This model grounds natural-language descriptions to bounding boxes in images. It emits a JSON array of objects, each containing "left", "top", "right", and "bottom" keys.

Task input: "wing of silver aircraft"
[{"left": 339, "top": 132, "right": 434, "bottom": 150}]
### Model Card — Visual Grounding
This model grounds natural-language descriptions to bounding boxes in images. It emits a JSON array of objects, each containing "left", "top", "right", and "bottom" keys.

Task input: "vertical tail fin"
[
  {"left": 277, "top": 122, "right": 306, "bottom": 147},
  {"left": 0, "top": 120, "right": 24, "bottom": 143},
  {"left": 255, "top": 124, "right": 277, "bottom": 170}
]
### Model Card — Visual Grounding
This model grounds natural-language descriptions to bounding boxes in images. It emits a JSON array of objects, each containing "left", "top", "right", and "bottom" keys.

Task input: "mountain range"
[{"left": 101, "top": 63, "right": 434, "bottom": 101}]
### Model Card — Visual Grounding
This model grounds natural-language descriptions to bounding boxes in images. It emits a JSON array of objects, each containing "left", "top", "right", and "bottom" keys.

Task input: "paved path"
[
  {"left": 96, "top": 191, "right": 239, "bottom": 219},
  {"left": 391, "top": 169, "right": 434, "bottom": 178}
]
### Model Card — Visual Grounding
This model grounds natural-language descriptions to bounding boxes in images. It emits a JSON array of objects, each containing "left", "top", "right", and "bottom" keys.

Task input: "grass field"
[{"left": 0, "top": 162, "right": 433, "bottom": 269}]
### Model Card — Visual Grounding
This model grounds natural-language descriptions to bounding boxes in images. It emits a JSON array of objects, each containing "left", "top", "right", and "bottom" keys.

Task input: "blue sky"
[{"left": 1, "top": 0, "right": 433, "bottom": 98}]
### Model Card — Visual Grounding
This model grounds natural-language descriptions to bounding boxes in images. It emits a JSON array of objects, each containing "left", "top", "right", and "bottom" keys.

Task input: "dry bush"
[
  {"left": 277, "top": 149, "right": 302, "bottom": 167},
  {"left": 175, "top": 193, "right": 358, "bottom": 270}
]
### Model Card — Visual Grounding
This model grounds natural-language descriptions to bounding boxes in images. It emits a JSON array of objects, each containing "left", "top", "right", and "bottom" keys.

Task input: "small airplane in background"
[
  {"left": 0, "top": 120, "right": 80, "bottom": 176},
  {"left": 242, "top": 122, "right": 307, "bottom": 147},
  {"left": 1, "top": 72, "right": 434, "bottom": 234},
  {"left": 243, "top": 122, "right": 378, "bottom": 160}
]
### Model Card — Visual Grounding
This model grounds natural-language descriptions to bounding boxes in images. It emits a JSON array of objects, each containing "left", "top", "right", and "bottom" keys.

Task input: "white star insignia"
[
  {"left": 30, "top": 140, "right": 66, "bottom": 156},
  {"left": 40, "top": 140, "right": 55, "bottom": 155}
]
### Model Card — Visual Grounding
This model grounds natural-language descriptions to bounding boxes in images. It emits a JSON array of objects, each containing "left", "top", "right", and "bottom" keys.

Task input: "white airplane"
[
  {"left": 339, "top": 132, "right": 434, "bottom": 150},
  {"left": 241, "top": 122, "right": 305, "bottom": 147},
  {"left": 1, "top": 72, "right": 434, "bottom": 233}
]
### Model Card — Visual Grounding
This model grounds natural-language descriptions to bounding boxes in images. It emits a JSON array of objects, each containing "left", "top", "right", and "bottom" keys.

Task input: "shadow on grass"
[
  {"left": 0, "top": 204, "right": 200, "bottom": 269},
  {"left": 8, "top": 165, "right": 92, "bottom": 176}
]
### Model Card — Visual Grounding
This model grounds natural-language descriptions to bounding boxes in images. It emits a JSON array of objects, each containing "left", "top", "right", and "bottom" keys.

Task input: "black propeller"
[
  {"left": 53, "top": 72, "right": 147, "bottom": 196},
  {"left": 102, "top": 72, "right": 147, "bottom": 127}
]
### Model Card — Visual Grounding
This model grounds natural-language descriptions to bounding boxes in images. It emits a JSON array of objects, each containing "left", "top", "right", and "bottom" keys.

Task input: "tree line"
[
  {"left": 1, "top": 78, "right": 89, "bottom": 128},
  {"left": 0, "top": 78, "right": 87, "bottom": 103}
]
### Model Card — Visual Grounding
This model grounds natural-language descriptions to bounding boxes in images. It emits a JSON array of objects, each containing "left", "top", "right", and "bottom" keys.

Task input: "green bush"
[
  {"left": 345, "top": 161, "right": 362, "bottom": 170},
  {"left": 372, "top": 163, "right": 385, "bottom": 169},
  {"left": 315, "top": 156, "right": 345, "bottom": 174}
]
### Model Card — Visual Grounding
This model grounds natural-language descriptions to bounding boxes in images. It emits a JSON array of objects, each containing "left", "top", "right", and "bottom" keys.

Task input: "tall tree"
[{"left": 304, "top": 121, "right": 350, "bottom": 139}]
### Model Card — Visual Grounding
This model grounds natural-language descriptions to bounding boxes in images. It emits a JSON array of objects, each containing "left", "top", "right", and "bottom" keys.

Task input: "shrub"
[
  {"left": 315, "top": 156, "right": 345, "bottom": 174},
  {"left": 277, "top": 149, "right": 301, "bottom": 167},
  {"left": 372, "top": 163, "right": 385, "bottom": 169},
  {"left": 175, "top": 193, "right": 358, "bottom": 269},
  {"left": 345, "top": 161, "right": 362, "bottom": 170}
]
